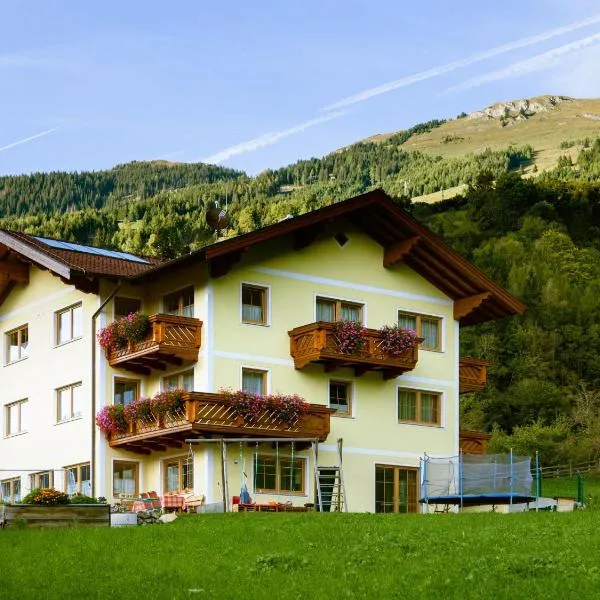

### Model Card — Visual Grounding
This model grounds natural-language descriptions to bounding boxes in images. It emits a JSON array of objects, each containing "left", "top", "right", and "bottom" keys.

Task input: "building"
[{"left": 0, "top": 190, "right": 524, "bottom": 512}]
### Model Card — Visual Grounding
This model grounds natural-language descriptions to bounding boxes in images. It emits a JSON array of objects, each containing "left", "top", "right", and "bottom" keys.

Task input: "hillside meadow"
[{"left": 1, "top": 511, "right": 599, "bottom": 600}]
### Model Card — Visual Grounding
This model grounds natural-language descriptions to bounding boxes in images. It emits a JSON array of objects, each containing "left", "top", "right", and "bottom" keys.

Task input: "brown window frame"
[
  {"left": 375, "top": 465, "right": 419, "bottom": 513},
  {"left": 30, "top": 471, "right": 53, "bottom": 490},
  {"left": 328, "top": 380, "right": 353, "bottom": 417},
  {"left": 56, "top": 382, "right": 83, "bottom": 423},
  {"left": 114, "top": 378, "right": 140, "bottom": 407},
  {"left": 5, "top": 399, "right": 28, "bottom": 436},
  {"left": 397, "top": 388, "right": 441, "bottom": 426},
  {"left": 5, "top": 324, "right": 29, "bottom": 364},
  {"left": 163, "top": 456, "right": 194, "bottom": 494},
  {"left": 1, "top": 477, "right": 21, "bottom": 503},
  {"left": 162, "top": 369, "right": 194, "bottom": 392},
  {"left": 316, "top": 297, "right": 363, "bottom": 324},
  {"left": 113, "top": 460, "right": 139, "bottom": 497},
  {"left": 164, "top": 287, "right": 194, "bottom": 318},
  {"left": 55, "top": 303, "right": 83, "bottom": 346},
  {"left": 241, "top": 368, "right": 268, "bottom": 396},
  {"left": 397, "top": 311, "right": 442, "bottom": 352},
  {"left": 254, "top": 454, "right": 306, "bottom": 495},
  {"left": 64, "top": 462, "right": 91, "bottom": 496},
  {"left": 241, "top": 283, "right": 268, "bottom": 325}
]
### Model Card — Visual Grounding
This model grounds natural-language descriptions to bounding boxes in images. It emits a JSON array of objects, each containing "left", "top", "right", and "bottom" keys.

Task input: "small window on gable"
[
  {"left": 241, "top": 284, "right": 268, "bottom": 325},
  {"left": 114, "top": 297, "right": 142, "bottom": 320},
  {"left": 334, "top": 232, "right": 349, "bottom": 247},
  {"left": 316, "top": 297, "right": 363, "bottom": 324}
]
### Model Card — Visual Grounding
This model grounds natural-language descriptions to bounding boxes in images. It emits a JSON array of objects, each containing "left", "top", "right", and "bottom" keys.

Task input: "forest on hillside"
[{"left": 2, "top": 130, "right": 600, "bottom": 466}]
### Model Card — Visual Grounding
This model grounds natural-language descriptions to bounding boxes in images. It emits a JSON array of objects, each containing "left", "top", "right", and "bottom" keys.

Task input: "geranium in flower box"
[{"left": 378, "top": 324, "right": 418, "bottom": 356}]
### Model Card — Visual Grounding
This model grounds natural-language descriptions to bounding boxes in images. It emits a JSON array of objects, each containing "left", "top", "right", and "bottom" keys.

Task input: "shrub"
[
  {"left": 69, "top": 494, "right": 103, "bottom": 504},
  {"left": 335, "top": 320, "right": 367, "bottom": 354},
  {"left": 96, "top": 404, "right": 128, "bottom": 435},
  {"left": 378, "top": 324, "right": 418, "bottom": 356},
  {"left": 22, "top": 488, "right": 69, "bottom": 505}
]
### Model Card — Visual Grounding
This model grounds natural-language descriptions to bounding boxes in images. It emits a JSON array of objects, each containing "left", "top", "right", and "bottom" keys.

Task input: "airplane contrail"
[
  {"left": 445, "top": 31, "right": 600, "bottom": 93},
  {"left": 321, "top": 13, "right": 600, "bottom": 111},
  {"left": 0, "top": 127, "right": 60, "bottom": 152},
  {"left": 201, "top": 111, "right": 347, "bottom": 164}
]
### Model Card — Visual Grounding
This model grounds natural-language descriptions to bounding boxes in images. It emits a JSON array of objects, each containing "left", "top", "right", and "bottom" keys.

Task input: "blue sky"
[{"left": 1, "top": 0, "right": 600, "bottom": 176}]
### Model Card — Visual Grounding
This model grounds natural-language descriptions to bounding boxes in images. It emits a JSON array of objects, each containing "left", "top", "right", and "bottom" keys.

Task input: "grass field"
[{"left": 2, "top": 510, "right": 600, "bottom": 600}]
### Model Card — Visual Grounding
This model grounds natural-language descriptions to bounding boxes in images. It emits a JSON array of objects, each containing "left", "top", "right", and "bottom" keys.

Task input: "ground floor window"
[
  {"left": 164, "top": 456, "right": 193, "bottom": 493},
  {"left": 65, "top": 463, "right": 91, "bottom": 496},
  {"left": 30, "top": 471, "right": 53, "bottom": 490},
  {"left": 254, "top": 454, "right": 305, "bottom": 494},
  {"left": 113, "top": 461, "right": 139, "bottom": 496},
  {"left": 1, "top": 477, "right": 21, "bottom": 503},
  {"left": 375, "top": 465, "right": 419, "bottom": 513}
]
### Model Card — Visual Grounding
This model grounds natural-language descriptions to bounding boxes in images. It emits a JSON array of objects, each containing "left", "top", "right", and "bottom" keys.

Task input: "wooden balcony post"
[
  {"left": 194, "top": 323, "right": 202, "bottom": 347},
  {"left": 185, "top": 398, "right": 198, "bottom": 423}
]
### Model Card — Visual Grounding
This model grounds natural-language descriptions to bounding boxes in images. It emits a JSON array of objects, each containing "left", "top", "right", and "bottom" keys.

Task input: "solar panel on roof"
[{"left": 33, "top": 236, "right": 150, "bottom": 264}]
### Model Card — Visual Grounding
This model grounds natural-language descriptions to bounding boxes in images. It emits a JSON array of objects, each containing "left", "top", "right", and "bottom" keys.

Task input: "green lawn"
[
  {"left": 541, "top": 473, "right": 600, "bottom": 508},
  {"left": 2, "top": 512, "right": 600, "bottom": 600}
]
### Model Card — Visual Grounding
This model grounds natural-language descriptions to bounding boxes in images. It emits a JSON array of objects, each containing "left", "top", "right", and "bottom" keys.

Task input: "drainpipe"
[{"left": 91, "top": 282, "right": 123, "bottom": 497}]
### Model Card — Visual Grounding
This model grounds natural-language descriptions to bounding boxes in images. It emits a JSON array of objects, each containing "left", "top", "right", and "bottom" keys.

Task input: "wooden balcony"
[
  {"left": 288, "top": 322, "right": 422, "bottom": 379},
  {"left": 459, "top": 429, "right": 491, "bottom": 454},
  {"left": 107, "top": 314, "right": 202, "bottom": 375},
  {"left": 107, "top": 392, "right": 334, "bottom": 454},
  {"left": 459, "top": 357, "right": 489, "bottom": 394}
]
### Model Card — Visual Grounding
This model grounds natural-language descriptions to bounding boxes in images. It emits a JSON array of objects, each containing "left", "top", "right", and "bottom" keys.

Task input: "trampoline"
[{"left": 420, "top": 451, "right": 540, "bottom": 509}]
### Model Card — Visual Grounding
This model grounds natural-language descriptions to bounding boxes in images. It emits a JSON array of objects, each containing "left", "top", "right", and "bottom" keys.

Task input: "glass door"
[{"left": 375, "top": 465, "right": 419, "bottom": 513}]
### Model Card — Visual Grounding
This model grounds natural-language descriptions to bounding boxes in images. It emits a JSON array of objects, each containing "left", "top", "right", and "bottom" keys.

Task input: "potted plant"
[
  {"left": 378, "top": 324, "right": 418, "bottom": 356},
  {"left": 335, "top": 320, "right": 368, "bottom": 354}
]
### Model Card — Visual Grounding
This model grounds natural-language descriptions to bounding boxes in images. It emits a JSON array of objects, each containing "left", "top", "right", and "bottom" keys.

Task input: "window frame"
[
  {"left": 163, "top": 456, "right": 194, "bottom": 494},
  {"left": 254, "top": 454, "right": 306, "bottom": 495},
  {"left": 162, "top": 369, "right": 194, "bottom": 392},
  {"left": 5, "top": 323, "right": 29, "bottom": 364},
  {"left": 241, "top": 367, "right": 268, "bottom": 396},
  {"left": 396, "top": 388, "right": 442, "bottom": 427},
  {"left": 55, "top": 303, "right": 83, "bottom": 346},
  {"left": 5, "top": 399, "right": 28, "bottom": 437},
  {"left": 240, "top": 282, "right": 270, "bottom": 326},
  {"left": 315, "top": 295, "right": 365, "bottom": 324},
  {"left": 163, "top": 286, "right": 194, "bottom": 318},
  {"left": 56, "top": 382, "right": 83, "bottom": 423},
  {"left": 30, "top": 471, "right": 53, "bottom": 491},
  {"left": 64, "top": 462, "right": 91, "bottom": 496},
  {"left": 397, "top": 310, "right": 443, "bottom": 352},
  {"left": 1, "top": 477, "right": 21, "bottom": 503},
  {"left": 113, "top": 378, "right": 141, "bottom": 407},
  {"left": 112, "top": 460, "right": 140, "bottom": 497},
  {"left": 328, "top": 380, "right": 353, "bottom": 418}
]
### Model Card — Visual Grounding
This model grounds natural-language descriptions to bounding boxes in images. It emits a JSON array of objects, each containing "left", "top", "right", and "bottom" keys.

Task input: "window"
[
  {"left": 255, "top": 455, "right": 305, "bottom": 494},
  {"left": 57, "top": 383, "right": 83, "bottom": 422},
  {"left": 241, "top": 284, "right": 268, "bottom": 325},
  {"left": 375, "top": 466, "right": 418, "bottom": 513},
  {"left": 56, "top": 303, "right": 83, "bottom": 345},
  {"left": 30, "top": 471, "right": 53, "bottom": 490},
  {"left": 5, "top": 399, "right": 28, "bottom": 436},
  {"left": 65, "top": 463, "right": 91, "bottom": 496},
  {"left": 242, "top": 368, "right": 267, "bottom": 396},
  {"left": 6, "top": 324, "right": 28, "bottom": 363},
  {"left": 1, "top": 478, "right": 21, "bottom": 503},
  {"left": 316, "top": 297, "right": 363, "bottom": 323},
  {"left": 164, "top": 456, "right": 193, "bottom": 493},
  {"left": 397, "top": 311, "right": 441, "bottom": 351},
  {"left": 114, "top": 297, "right": 142, "bottom": 320},
  {"left": 329, "top": 381, "right": 352, "bottom": 417},
  {"left": 114, "top": 379, "right": 140, "bottom": 406},
  {"left": 113, "top": 461, "right": 139, "bottom": 496},
  {"left": 164, "top": 287, "right": 194, "bottom": 318},
  {"left": 397, "top": 389, "right": 441, "bottom": 426},
  {"left": 163, "top": 370, "right": 194, "bottom": 392}
]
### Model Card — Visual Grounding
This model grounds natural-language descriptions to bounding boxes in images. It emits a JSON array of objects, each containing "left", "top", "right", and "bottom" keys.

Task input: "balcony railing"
[
  {"left": 459, "top": 429, "right": 491, "bottom": 454},
  {"left": 107, "top": 314, "right": 202, "bottom": 375},
  {"left": 107, "top": 392, "right": 334, "bottom": 454},
  {"left": 288, "top": 322, "right": 422, "bottom": 379},
  {"left": 459, "top": 357, "right": 489, "bottom": 394}
]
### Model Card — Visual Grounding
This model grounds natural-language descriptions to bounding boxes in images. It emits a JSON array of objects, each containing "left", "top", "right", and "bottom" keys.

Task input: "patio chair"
[{"left": 145, "top": 491, "right": 162, "bottom": 510}]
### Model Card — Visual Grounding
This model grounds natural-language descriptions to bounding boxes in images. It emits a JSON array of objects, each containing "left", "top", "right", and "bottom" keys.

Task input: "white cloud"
[
  {"left": 201, "top": 111, "right": 348, "bottom": 164},
  {"left": 321, "top": 13, "right": 600, "bottom": 111},
  {"left": 445, "top": 31, "right": 600, "bottom": 93},
  {"left": 0, "top": 128, "right": 60, "bottom": 153}
]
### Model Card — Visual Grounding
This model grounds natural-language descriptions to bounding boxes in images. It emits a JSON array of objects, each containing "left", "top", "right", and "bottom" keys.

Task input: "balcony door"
[{"left": 375, "top": 465, "right": 419, "bottom": 513}]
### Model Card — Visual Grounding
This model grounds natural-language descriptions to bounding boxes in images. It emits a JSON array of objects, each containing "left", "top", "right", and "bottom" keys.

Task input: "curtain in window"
[
  {"left": 341, "top": 304, "right": 361, "bottom": 323},
  {"left": 421, "top": 319, "right": 439, "bottom": 349},
  {"left": 420, "top": 393, "right": 438, "bottom": 423},
  {"left": 316, "top": 300, "right": 335, "bottom": 322},
  {"left": 398, "top": 391, "right": 417, "bottom": 421},
  {"left": 1, "top": 482, "right": 9, "bottom": 503},
  {"left": 398, "top": 313, "right": 417, "bottom": 331},
  {"left": 166, "top": 464, "right": 179, "bottom": 492},
  {"left": 242, "top": 371, "right": 264, "bottom": 396},
  {"left": 114, "top": 465, "right": 136, "bottom": 495},
  {"left": 242, "top": 303, "right": 263, "bottom": 323},
  {"left": 66, "top": 469, "right": 77, "bottom": 495}
]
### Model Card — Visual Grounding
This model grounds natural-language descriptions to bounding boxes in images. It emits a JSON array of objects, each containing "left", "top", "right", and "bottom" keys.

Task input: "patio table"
[
  {"left": 131, "top": 501, "right": 148, "bottom": 512},
  {"left": 162, "top": 494, "right": 187, "bottom": 511}
]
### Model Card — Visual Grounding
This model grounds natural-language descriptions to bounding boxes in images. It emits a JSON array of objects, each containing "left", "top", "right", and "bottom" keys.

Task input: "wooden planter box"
[{"left": 0, "top": 504, "right": 110, "bottom": 528}]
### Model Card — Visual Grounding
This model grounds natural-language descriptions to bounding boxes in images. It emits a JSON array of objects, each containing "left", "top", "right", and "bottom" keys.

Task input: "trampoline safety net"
[{"left": 421, "top": 453, "right": 533, "bottom": 499}]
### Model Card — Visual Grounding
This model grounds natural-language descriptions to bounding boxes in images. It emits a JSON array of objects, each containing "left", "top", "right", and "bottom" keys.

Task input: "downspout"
[{"left": 91, "top": 282, "right": 123, "bottom": 497}]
